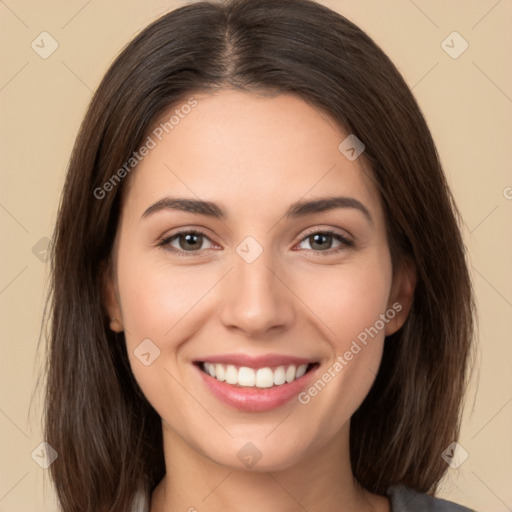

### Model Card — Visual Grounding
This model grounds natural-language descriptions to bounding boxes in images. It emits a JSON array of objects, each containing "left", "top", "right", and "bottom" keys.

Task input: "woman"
[{"left": 43, "top": 0, "right": 477, "bottom": 510}]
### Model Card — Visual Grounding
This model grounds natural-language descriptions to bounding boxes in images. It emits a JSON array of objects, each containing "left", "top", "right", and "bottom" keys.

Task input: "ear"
[
  {"left": 100, "top": 259, "right": 124, "bottom": 333},
  {"left": 385, "top": 256, "right": 416, "bottom": 336}
]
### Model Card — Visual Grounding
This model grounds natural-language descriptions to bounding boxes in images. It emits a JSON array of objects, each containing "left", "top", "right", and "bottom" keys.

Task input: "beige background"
[{"left": 1, "top": 1, "right": 511, "bottom": 510}]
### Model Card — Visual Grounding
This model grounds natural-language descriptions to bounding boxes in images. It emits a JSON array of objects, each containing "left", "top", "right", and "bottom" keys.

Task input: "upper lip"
[{"left": 194, "top": 353, "right": 318, "bottom": 369}]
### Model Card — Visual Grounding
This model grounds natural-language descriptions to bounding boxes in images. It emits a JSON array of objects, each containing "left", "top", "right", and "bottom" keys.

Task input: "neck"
[{"left": 150, "top": 421, "right": 389, "bottom": 512}]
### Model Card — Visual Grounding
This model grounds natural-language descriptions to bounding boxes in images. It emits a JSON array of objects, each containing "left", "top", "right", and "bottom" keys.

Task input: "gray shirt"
[{"left": 387, "top": 485, "right": 477, "bottom": 511}]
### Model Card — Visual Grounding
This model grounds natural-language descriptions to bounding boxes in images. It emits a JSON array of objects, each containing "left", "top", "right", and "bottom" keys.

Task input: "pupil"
[
  {"left": 311, "top": 233, "right": 331, "bottom": 250},
  {"left": 181, "top": 233, "right": 201, "bottom": 250},
  {"left": 177, "top": 233, "right": 333, "bottom": 251}
]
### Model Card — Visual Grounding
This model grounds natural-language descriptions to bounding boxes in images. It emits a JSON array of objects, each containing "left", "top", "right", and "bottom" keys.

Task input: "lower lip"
[{"left": 195, "top": 363, "right": 319, "bottom": 412}]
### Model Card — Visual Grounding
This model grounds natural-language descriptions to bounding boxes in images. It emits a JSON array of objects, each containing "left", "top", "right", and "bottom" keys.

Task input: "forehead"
[{"left": 121, "top": 89, "right": 383, "bottom": 224}]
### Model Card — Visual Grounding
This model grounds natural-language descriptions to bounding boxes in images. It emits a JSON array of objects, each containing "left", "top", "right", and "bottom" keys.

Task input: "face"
[{"left": 104, "top": 89, "right": 415, "bottom": 472}]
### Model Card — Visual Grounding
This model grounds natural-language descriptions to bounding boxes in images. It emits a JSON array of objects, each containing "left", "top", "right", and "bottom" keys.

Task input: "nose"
[{"left": 218, "top": 246, "right": 295, "bottom": 338}]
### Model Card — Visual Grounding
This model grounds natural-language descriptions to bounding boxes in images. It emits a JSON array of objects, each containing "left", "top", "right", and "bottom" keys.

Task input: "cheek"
[
  {"left": 118, "top": 245, "right": 393, "bottom": 366},
  {"left": 291, "top": 255, "right": 393, "bottom": 434},
  {"left": 295, "top": 254, "right": 393, "bottom": 351},
  {"left": 114, "top": 246, "right": 193, "bottom": 371},
  {"left": 118, "top": 254, "right": 214, "bottom": 345},
  {"left": 116, "top": 255, "right": 214, "bottom": 415}
]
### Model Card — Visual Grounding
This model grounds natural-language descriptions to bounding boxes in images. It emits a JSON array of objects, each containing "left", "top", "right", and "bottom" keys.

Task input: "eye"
[
  {"left": 158, "top": 228, "right": 354, "bottom": 257},
  {"left": 158, "top": 229, "right": 216, "bottom": 256},
  {"left": 296, "top": 230, "right": 354, "bottom": 255}
]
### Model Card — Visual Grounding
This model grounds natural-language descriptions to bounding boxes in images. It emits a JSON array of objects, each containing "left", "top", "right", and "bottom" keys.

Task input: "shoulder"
[{"left": 386, "top": 484, "right": 478, "bottom": 512}]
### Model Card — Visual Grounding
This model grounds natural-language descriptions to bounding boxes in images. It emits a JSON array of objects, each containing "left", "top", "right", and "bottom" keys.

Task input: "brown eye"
[
  {"left": 158, "top": 230, "right": 215, "bottom": 255},
  {"left": 297, "top": 230, "right": 354, "bottom": 254},
  {"left": 175, "top": 232, "right": 204, "bottom": 251}
]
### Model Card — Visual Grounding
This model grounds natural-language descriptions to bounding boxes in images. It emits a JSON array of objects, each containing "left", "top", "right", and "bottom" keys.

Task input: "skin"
[{"left": 104, "top": 89, "right": 416, "bottom": 512}]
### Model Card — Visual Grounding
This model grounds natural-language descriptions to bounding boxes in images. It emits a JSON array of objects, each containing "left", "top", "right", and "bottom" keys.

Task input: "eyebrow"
[{"left": 141, "top": 195, "right": 373, "bottom": 224}]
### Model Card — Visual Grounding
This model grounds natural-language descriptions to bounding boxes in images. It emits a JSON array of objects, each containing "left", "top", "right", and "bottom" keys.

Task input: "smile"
[{"left": 198, "top": 362, "right": 317, "bottom": 388}]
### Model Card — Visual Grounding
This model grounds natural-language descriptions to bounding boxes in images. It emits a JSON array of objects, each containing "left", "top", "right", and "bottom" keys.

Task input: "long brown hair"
[{"left": 41, "top": 0, "right": 476, "bottom": 510}]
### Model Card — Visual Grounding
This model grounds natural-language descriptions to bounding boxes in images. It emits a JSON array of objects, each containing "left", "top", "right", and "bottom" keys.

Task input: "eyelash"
[{"left": 157, "top": 228, "right": 354, "bottom": 257}]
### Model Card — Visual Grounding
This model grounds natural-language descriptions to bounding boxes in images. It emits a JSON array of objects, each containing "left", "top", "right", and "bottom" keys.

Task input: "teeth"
[
  {"left": 215, "top": 363, "right": 226, "bottom": 381},
  {"left": 201, "top": 362, "right": 310, "bottom": 388},
  {"left": 225, "top": 365, "right": 238, "bottom": 384},
  {"left": 273, "top": 366, "right": 286, "bottom": 385},
  {"left": 256, "top": 368, "right": 274, "bottom": 388},
  {"left": 296, "top": 364, "right": 307, "bottom": 378},
  {"left": 238, "top": 367, "right": 255, "bottom": 387},
  {"left": 205, "top": 362, "right": 216, "bottom": 377},
  {"left": 285, "top": 365, "right": 296, "bottom": 382}
]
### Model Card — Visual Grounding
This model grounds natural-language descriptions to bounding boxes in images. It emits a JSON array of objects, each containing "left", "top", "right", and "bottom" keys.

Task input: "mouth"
[
  {"left": 194, "top": 360, "right": 320, "bottom": 412},
  {"left": 194, "top": 361, "right": 319, "bottom": 389}
]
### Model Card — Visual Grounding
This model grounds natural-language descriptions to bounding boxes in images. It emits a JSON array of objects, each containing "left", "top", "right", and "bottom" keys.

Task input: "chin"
[{"left": 193, "top": 430, "right": 315, "bottom": 473}]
